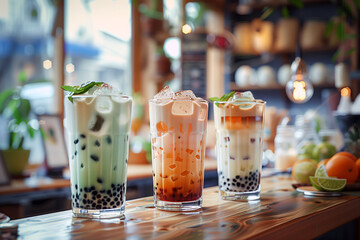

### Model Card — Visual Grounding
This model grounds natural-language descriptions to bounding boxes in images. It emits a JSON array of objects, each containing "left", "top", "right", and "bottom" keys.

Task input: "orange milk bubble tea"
[
  {"left": 63, "top": 82, "right": 132, "bottom": 219},
  {"left": 213, "top": 91, "right": 265, "bottom": 201},
  {"left": 149, "top": 86, "right": 208, "bottom": 211}
]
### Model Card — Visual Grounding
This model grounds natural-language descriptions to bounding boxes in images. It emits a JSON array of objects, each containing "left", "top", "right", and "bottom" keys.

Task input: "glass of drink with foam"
[
  {"left": 63, "top": 83, "right": 132, "bottom": 218},
  {"left": 149, "top": 86, "right": 208, "bottom": 211},
  {"left": 213, "top": 91, "right": 265, "bottom": 201}
]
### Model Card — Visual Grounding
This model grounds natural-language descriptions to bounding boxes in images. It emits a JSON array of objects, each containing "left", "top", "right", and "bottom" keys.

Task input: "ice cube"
[
  {"left": 172, "top": 101, "right": 193, "bottom": 115},
  {"left": 174, "top": 90, "right": 196, "bottom": 99},
  {"left": 92, "top": 83, "right": 121, "bottom": 96},
  {"left": 154, "top": 86, "right": 175, "bottom": 99},
  {"left": 88, "top": 114, "right": 105, "bottom": 132},
  {"left": 232, "top": 91, "right": 255, "bottom": 101},
  {"left": 95, "top": 96, "right": 113, "bottom": 114}
]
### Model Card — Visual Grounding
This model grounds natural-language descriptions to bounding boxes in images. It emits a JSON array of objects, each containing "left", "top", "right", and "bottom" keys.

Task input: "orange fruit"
[
  {"left": 325, "top": 155, "right": 358, "bottom": 183},
  {"left": 334, "top": 152, "right": 357, "bottom": 162},
  {"left": 317, "top": 158, "right": 329, "bottom": 169},
  {"left": 356, "top": 158, "right": 360, "bottom": 180}
]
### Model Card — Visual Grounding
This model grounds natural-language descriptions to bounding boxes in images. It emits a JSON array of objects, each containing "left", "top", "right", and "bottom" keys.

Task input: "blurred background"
[{"left": 0, "top": 0, "right": 359, "bottom": 219}]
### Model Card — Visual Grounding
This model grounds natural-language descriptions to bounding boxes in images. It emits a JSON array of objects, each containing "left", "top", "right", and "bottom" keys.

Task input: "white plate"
[{"left": 296, "top": 186, "right": 343, "bottom": 197}]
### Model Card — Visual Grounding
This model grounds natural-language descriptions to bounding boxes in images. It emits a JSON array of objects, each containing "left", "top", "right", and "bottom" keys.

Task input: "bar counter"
[{"left": 7, "top": 175, "right": 360, "bottom": 239}]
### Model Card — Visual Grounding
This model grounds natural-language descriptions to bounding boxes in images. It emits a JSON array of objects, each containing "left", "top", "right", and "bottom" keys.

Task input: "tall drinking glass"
[
  {"left": 149, "top": 87, "right": 208, "bottom": 211},
  {"left": 214, "top": 92, "right": 265, "bottom": 201},
  {"left": 64, "top": 92, "right": 132, "bottom": 218}
]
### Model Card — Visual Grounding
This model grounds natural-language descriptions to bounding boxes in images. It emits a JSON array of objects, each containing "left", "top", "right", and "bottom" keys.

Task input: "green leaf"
[
  {"left": 18, "top": 71, "right": 27, "bottom": 84},
  {"left": 336, "top": 22, "right": 346, "bottom": 42},
  {"left": 208, "top": 97, "right": 220, "bottom": 102},
  {"left": 344, "top": 48, "right": 356, "bottom": 56},
  {"left": 355, "top": 0, "right": 360, "bottom": 9},
  {"left": 61, "top": 81, "right": 104, "bottom": 103},
  {"left": 289, "top": 0, "right": 304, "bottom": 8},
  {"left": 281, "top": 7, "right": 290, "bottom": 18},
  {"left": 261, "top": 7, "right": 275, "bottom": 20},
  {"left": 61, "top": 85, "right": 76, "bottom": 92},
  {"left": 27, "top": 123, "right": 35, "bottom": 138},
  {"left": 324, "top": 20, "right": 334, "bottom": 38},
  {"left": 220, "top": 91, "right": 235, "bottom": 101},
  {"left": 346, "top": 34, "right": 357, "bottom": 39},
  {"left": 18, "top": 99, "right": 31, "bottom": 120},
  {"left": 0, "top": 89, "right": 15, "bottom": 113},
  {"left": 332, "top": 49, "right": 341, "bottom": 62}
]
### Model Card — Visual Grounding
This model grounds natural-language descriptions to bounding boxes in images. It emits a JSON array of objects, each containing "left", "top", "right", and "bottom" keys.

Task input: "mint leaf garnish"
[
  {"left": 209, "top": 91, "right": 235, "bottom": 107},
  {"left": 61, "top": 81, "right": 104, "bottom": 103}
]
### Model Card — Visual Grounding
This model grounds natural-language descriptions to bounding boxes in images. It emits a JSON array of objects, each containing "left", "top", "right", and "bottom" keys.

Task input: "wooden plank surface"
[
  {"left": 0, "top": 160, "right": 217, "bottom": 196},
  {"left": 10, "top": 175, "right": 360, "bottom": 240}
]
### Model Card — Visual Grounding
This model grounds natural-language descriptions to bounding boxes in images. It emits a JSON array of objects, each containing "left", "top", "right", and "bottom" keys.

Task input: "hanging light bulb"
[{"left": 286, "top": 57, "right": 314, "bottom": 103}]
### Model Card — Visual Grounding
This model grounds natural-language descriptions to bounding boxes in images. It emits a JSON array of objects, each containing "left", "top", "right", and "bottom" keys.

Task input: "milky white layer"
[
  {"left": 214, "top": 101, "right": 265, "bottom": 183},
  {"left": 64, "top": 95, "right": 132, "bottom": 192}
]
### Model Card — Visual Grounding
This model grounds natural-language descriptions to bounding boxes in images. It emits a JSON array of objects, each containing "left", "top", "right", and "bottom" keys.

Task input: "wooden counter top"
[
  {"left": 0, "top": 159, "right": 218, "bottom": 196},
  {"left": 9, "top": 175, "right": 360, "bottom": 239}
]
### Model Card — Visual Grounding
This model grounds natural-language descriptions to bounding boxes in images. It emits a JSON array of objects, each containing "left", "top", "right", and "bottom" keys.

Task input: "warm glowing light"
[
  {"left": 341, "top": 87, "right": 351, "bottom": 97},
  {"left": 182, "top": 24, "right": 192, "bottom": 34},
  {"left": 66, "top": 63, "right": 75, "bottom": 73},
  {"left": 293, "top": 81, "right": 306, "bottom": 101},
  {"left": 43, "top": 60, "right": 52, "bottom": 70}
]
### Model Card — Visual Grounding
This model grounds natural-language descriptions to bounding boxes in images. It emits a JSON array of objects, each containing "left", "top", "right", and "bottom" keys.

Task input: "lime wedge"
[
  {"left": 309, "top": 176, "right": 324, "bottom": 191},
  {"left": 317, "top": 177, "right": 347, "bottom": 192},
  {"left": 315, "top": 164, "right": 328, "bottom": 178}
]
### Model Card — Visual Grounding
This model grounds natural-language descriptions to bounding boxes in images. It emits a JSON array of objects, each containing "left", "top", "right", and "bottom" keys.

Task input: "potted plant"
[
  {"left": 155, "top": 45, "right": 172, "bottom": 77},
  {"left": 0, "top": 72, "right": 39, "bottom": 177},
  {"left": 138, "top": 0, "right": 163, "bottom": 37}
]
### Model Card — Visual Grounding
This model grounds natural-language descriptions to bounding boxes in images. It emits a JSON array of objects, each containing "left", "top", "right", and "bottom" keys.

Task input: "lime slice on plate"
[
  {"left": 317, "top": 177, "right": 347, "bottom": 192},
  {"left": 315, "top": 164, "right": 328, "bottom": 178},
  {"left": 309, "top": 176, "right": 324, "bottom": 191}
]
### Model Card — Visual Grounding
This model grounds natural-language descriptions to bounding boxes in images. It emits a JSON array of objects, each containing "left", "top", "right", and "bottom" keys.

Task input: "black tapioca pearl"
[
  {"left": 111, "top": 184, "right": 115, "bottom": 188},
  {"left": 102, "top": 202, "right": 108, "bottom": 206},
  {"left": 83, "top": 193, "right": 87, "bottom": 198},
  {"left": 110, "top": 201, "right": 115, "bottom": 206},
  {"left": 114, "top": 197, "right": 118, "bottom": 201},
  {"left": 82, "top": 199, "right": 87, "bottom": 204},
  {"left": 97, "top": 194, "right": 101, "bottom": 198},
  {"left": 126, "top": 159, "right": 128, "bottom": 164},
  {"left": 236, "top": 175, "right": 240, "bottom": 179},
  {"left": 227, "top": 183, "right": 230, "bottom": 186},
  {"left": 80, "top": 134, "right": 86, "bottom": 138},
  {"left": 245, "top": 181, "right": 248, "bottom": 184},
  {"left": 74, "top": 150, "right": 78, "bottom": 156},
  {"left": 237, "top": 182, "right": 241, "bottom": 187},
  {"left": 245, "top": 176, "right": 248, "bottom": 180},
  {"left": 219, "top": 171, "right": 223, "bottom": 175},
  {"left": 100, "top": 190, "right": 105, "bottom": 193},
  {"left": 222, "top": 176, "right": 225, "bottom": 179},
  {"left": 90, "top": 155, "right": 99, "bottom": 162},
  {"left": 241, "top": 184, "right": 245, "bottom": 188},
  {"left": 84, "top": 187, "right": 89, "bottom": 192},
  {"left": 232, "top": 183, "right": 235, "bottom": 186},
  {"left": 113, "top": 165, "right": 117, "bottom": 171},
  {"left": 80, "top": 188, "right": 83, "bottom": 192},
  {"left": 107, "top": 190, "right": 111, "bottom": 195},
  {"left": 116, "top": 201, "right": 120, "bottom": 206},
  {"left": 249, "top": 182, "right": 253, "bottom": 186},
  {"left": 155, "top": 187, "right": 157, "bottom": 190},
  {"left": 75, "top": 184, "right": 78, "bottom": 190},
  {"left": 76, "top": 203, "right": 79, "bottom": 208},
  {"left": 92, "top": 190, "right": 98, "bottom": 195},
  {"left": 87, "top": 199, "right": 91, "bottom": 204},
  {"left": 106, "top": 198, "right": 111, "bottom": 202},
  {"left": 250, "top": 138, "right": 255, "bottom": 143},
  {"left": 94, "top": 140, "right": 100, "bottom": 147},
  {"left": 80, "top": 163, "right": 84, "bottom": 168},
  {"left": 97, "top": 178, "right": 103, "bottom": 184},
  {"left": 227, "top": 178, "right": 230, "bottom": 182},
  {"left": 106, "top": 136, "right": 112, "bottom": 144},
  {"left": 75, "top": 193, "right": 79, "bottom": 199},
  {"left": 117, "top": 187, "right": 121, "bottom": 191},
  {"left": 96, "top": 205, "right": 102, "bottom": 209},
  {"left": 81, "top": 145, "right": 86, "bottom": 150},
  {"left": 232, "top": 179, "right": 236, "bottom": 182},
  {"left": 74, "top": 139, "right": 79, "bottom": 144},
  {"left": 92, "top": 196, "right": 96, "bottom": 200}
]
